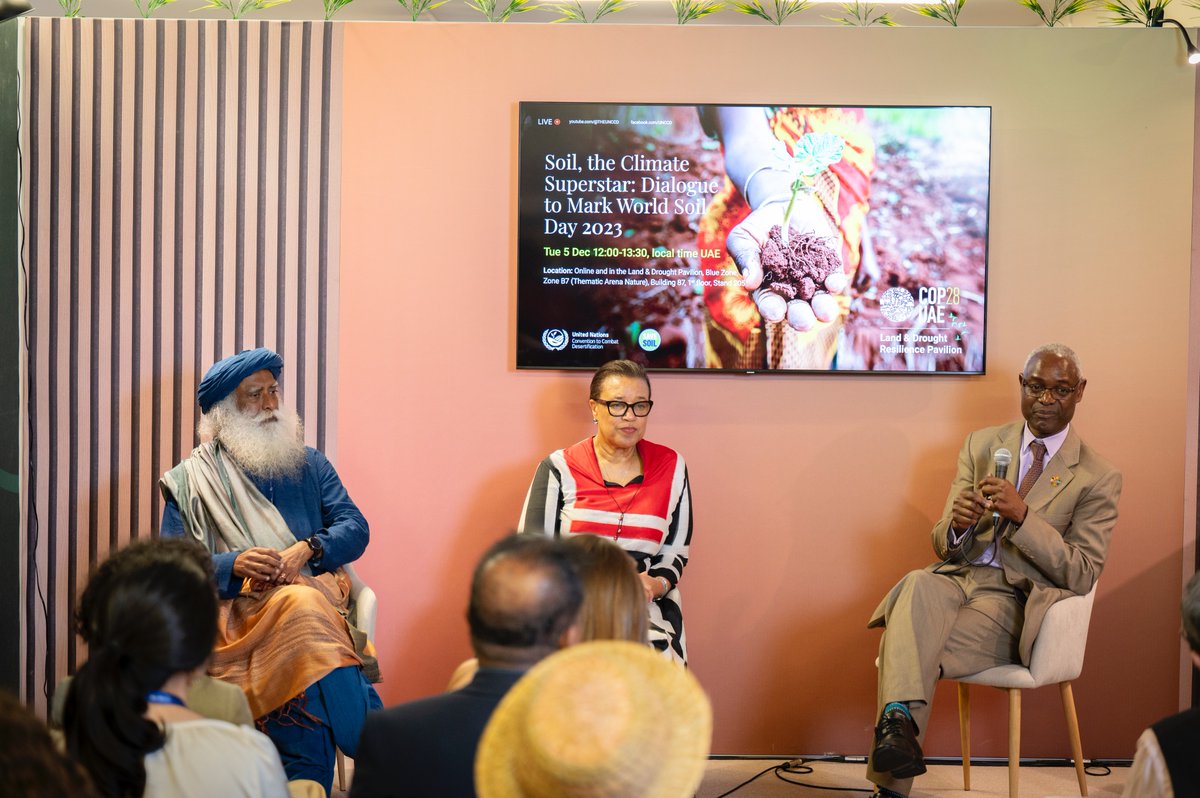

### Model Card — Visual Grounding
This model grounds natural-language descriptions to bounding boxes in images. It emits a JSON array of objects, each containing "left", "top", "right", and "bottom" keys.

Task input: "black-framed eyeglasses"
[
  {"left": 1020, "top": 377, "right": 1080, "bottom": 401},
  {"left": 595, "top": 399, "right": 654, "bottom": 417}
]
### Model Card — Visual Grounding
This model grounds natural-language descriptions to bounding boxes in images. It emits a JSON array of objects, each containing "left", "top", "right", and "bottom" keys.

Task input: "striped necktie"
[{"left": 1018, "top": 440, "right": 1046, "bottom": 499}]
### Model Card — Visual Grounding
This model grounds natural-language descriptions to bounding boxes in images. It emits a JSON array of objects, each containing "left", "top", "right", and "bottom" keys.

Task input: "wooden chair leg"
[
  {"left": 1007, "top": 688, "right": 1021, "bottom": 798},
  {"left": 336, "top": 748, "right": 346, "bottom": 792},
  {"left": 1060, "top": 682, "right": 1088, "bottom": 796},
  {"left": 957, "top": 682, "right": 972, "bottom": 791}
]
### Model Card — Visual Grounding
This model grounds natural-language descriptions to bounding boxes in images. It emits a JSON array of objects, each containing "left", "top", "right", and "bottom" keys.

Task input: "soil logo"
[
  {"left": 541, "top": 329, "right": 568, "bottom": 351},
  {"left": 879, "top": 288, "right": 917, "bottom": 323},
  {"left": 637, "top": 328, "right": 661, "bottom": 352}
]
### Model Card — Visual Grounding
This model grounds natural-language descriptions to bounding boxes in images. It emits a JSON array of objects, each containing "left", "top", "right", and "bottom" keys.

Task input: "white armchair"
[
  {"left": 343, "top": 561, "right": 377, "bottom": 640},
  {"left": 955, "top": 582, "right": 1099, "bottom": 798}
]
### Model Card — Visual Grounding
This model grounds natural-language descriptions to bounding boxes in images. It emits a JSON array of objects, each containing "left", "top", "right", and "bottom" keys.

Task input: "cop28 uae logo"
[{"left": 541, "top": 329, "right": 568, "bottom": 351}]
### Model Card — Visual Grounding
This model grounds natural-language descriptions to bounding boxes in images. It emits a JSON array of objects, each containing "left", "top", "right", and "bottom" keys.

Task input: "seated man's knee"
[{"left": 273, "top": 584, "right": 333, "bottom": 615}]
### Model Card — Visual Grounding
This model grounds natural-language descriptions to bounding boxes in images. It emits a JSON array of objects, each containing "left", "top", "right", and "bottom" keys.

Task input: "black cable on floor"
[
  {"left": 709, "top": 754, "right": 1123, "bottom": 796},
  {"left": 712, "top": 759, "right": 875, "bottom": 796},
  {"left": 711, "top": 762, "right": 777, "bottom": 797}
]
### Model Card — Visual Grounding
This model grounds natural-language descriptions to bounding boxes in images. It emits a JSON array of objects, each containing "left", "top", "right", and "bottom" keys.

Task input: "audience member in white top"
[
  {"left": 143, "top": 719, "right": 288, "bottom": 797},
  {"left": 1124, "top": 571, "right": 1200, "bottom": 798},
  {"left": 62, "top": 538, "right": 292, "bottom": 798}
]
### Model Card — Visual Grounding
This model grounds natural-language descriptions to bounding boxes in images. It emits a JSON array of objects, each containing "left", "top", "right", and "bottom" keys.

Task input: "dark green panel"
[{"left": 0, "top": 17, "right": 22, "bottom": 696}]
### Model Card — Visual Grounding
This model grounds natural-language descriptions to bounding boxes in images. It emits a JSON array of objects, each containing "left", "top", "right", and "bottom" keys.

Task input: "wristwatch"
[{"left": 305, "top": 536, "right": 324, "bottom": 563}]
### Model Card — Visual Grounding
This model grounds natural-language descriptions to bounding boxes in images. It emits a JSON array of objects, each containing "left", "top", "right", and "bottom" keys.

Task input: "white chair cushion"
[{"left": 957, "top": 582, "right": 1098, "bottom": 689}]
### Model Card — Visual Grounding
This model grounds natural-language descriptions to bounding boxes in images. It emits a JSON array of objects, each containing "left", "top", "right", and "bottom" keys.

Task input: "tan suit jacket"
[{"left": 871, "top": 422, "right": 1121, "bottom": 665}]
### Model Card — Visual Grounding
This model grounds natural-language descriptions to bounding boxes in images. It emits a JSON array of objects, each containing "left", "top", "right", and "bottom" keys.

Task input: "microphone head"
[{"left": 994, "top": 448, "right": 1012, "bottom": 468}]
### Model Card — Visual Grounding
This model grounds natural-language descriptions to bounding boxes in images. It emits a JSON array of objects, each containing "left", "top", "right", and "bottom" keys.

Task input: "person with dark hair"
[
  {"left": 0, "top": 689, "right": 98, "bottom": 798},
  {"left": 865, "top": 344, "right": 1121, "bottom": 798},
  {"left": 61, "top": 538, "right": 293, "bottom": 798},
  {"left": 1123, "top": 572, "right": 1200, "bottom": 797},
  {"left": 159, "top": 347, "right": 381, "bottom": 794},
  {"left": 349, "top": 534, "right": 584, "bottom": 798},
  {"left": 50, "top": 537, "right": 253, "bottom": 730},
  {"left": 445, "top": 534, "right": 648, "bottom": 692},
  {"left": 517, "top": 358, "right": 694, "bottom": 664}
]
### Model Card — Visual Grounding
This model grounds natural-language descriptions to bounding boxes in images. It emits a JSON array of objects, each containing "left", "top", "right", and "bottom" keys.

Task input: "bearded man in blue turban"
[{"left": 160, "top": 347, "right": 381, "bottom": 795}]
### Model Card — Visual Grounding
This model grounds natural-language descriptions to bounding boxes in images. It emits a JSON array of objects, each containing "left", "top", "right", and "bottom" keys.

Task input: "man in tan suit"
[{"left": 865, "top": 343, "right": 1122, "bottom": 798}]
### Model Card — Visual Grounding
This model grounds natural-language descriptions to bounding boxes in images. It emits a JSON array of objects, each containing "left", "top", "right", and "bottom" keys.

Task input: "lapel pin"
[{"left": 1050, "top": 475, "right": 1062, "bottom": 487}]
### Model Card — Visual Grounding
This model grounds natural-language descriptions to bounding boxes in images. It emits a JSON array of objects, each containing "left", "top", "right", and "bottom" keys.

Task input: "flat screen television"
[{"left": 516, "top": 102, "right": 991, "bottom": 374}]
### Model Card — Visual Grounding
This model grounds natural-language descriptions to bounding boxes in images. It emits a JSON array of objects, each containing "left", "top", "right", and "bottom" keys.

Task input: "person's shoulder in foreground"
[
  {"left": 349, "top": 534, "right": 584, "bottom": 798},
  {"left": 1123, "top": 572, "right": 1200, "bottom": 798}
]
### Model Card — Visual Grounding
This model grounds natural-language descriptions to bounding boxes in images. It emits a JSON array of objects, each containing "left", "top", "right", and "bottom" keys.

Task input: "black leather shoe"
[{"left": 871, "top": 708, "right": 926, "bottom": 779}]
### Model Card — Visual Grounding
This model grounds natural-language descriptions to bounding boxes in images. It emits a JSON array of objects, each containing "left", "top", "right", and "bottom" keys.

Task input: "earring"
[{"left": 592, "top": 418, "right": 598, "bottom": 424}]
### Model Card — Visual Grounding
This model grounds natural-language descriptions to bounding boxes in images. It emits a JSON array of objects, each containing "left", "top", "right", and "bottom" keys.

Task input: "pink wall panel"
[{"left": 336, "top": 23, "right": 1195, "bottom": 758}]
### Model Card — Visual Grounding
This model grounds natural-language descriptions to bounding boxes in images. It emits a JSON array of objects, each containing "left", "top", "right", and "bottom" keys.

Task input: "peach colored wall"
[{"left": 336, "top": 24, "right": 1195, "bottom": 758}]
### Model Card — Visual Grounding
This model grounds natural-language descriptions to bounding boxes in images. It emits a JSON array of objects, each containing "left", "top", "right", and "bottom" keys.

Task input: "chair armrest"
[
  {"left": 1026, "top": 583, "right": 1098, "bottom": 684},
  {"left": 342, "top": 562, "right": 378, "bottom": 640}
]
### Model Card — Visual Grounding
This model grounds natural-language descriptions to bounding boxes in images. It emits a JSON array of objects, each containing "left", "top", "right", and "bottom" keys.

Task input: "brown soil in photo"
[
  {"left": 760, "top": 225, "right": 842, "bottom": 302},
  {"left": 838, "top": 135, "right": 988, "bottom": 372}
]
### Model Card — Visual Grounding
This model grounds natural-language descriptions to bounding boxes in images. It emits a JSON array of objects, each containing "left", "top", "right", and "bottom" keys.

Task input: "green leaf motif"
[
  {"left": 1102, "top": 0, "right": 1168, "bottom": 24},
  {"left": 792, "top": 132, "right": 845, "bottom": 178},
  {"left": 396, "top": 0, "right": 449, "bottom": 20},
  {"left": 465, "top": 0, "right": 536, "bottom": 21},
  {"left": 907, "top": 0, "right": 966, "bottom": 25},
  {"left": 547, "top": 0, "right": 630, "bottom": 22},
  {"left": 192, "top": 0, "right": 290, "bottom": 17},
  {"left": 1014, "top": 0, "right": 1094, "bottom": 25},
  {"left": 731, "top": 0, "right": 811, "bottom": 24},
  {"left": 672, "top": 0, "right": 723, "bottom": 22},
  {"left": 829, "top": 1, "right": 896, "bottom": 25}
]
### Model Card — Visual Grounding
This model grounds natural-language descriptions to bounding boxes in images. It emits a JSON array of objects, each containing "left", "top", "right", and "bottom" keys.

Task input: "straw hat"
[{"left": 475, "top": 640, "right": 712, "bottom": 798}]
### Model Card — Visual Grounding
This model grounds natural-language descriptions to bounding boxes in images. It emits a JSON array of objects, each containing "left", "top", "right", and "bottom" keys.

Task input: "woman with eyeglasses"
[{"left": 518, "top": 359, "right": 693, "bottom": 665}]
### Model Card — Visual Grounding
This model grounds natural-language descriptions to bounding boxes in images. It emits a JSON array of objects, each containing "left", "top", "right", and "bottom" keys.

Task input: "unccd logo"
[{"left": 542, "top": 329, "right": 568, "bottom": 351}]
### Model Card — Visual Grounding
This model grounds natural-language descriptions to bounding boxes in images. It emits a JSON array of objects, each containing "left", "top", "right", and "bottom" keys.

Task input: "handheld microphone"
[{"left": 992, "top": 448, "right": 1012, "bottom": 526}]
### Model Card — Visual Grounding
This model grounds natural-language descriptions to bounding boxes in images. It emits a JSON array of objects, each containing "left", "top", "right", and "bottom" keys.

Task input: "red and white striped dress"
[{"left": 518, "top": 437, "right": 693, "bottom": 664}]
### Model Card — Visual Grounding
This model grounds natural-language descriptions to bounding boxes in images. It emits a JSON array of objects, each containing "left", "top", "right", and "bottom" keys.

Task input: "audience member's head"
[
  {"left": 468, "top": 534, "right": 584, "bottom": 669},
  {"left": 0, "top": 689, "right": 97, "bottom": 798},
  {"left": 565, "top": 534, "right": 649, "bottom": 644},
  {"left": 1181, "top": 571, "right": 1200, "bottom": 661},
  {"left": 475, "top": 641, "right": 712, "bottom": 798},
  {"left": 64, "top": 538, "right": 219, "bottom": 798}
]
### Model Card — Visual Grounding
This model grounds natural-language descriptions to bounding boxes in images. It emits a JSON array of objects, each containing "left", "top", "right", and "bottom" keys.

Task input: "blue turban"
[{"left": 197, "top": 347, "right": 284, "bottom": 413}]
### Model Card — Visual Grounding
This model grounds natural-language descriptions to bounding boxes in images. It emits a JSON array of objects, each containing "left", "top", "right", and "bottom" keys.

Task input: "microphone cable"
[{"left": 711, "top": 758, "right": 875, "bottom": 796}]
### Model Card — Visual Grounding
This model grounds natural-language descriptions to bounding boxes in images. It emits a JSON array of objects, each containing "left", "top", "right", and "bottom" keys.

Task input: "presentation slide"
[{"left": 516, "top": 102, "right": 991, "bottom": 374}]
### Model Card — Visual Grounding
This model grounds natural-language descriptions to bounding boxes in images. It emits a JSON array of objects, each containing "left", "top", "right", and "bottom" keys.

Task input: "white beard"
[{"left": 200, "top": 397, "right": 307, "bottom": 480}]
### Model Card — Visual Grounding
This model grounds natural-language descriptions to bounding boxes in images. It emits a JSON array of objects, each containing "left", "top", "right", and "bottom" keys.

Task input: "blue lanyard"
[{"left": 146, "top": 690, "right": 187, "bottom": 708}]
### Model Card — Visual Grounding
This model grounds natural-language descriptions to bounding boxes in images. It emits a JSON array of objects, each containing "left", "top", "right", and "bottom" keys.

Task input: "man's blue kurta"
[{"left": 161, "top": 447, "right": 368, "bottom": 599}]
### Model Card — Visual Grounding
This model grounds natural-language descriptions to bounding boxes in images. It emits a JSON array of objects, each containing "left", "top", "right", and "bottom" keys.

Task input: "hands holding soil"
[{"left": 726, "top": 195, "right": 848, "bottom": 332}]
